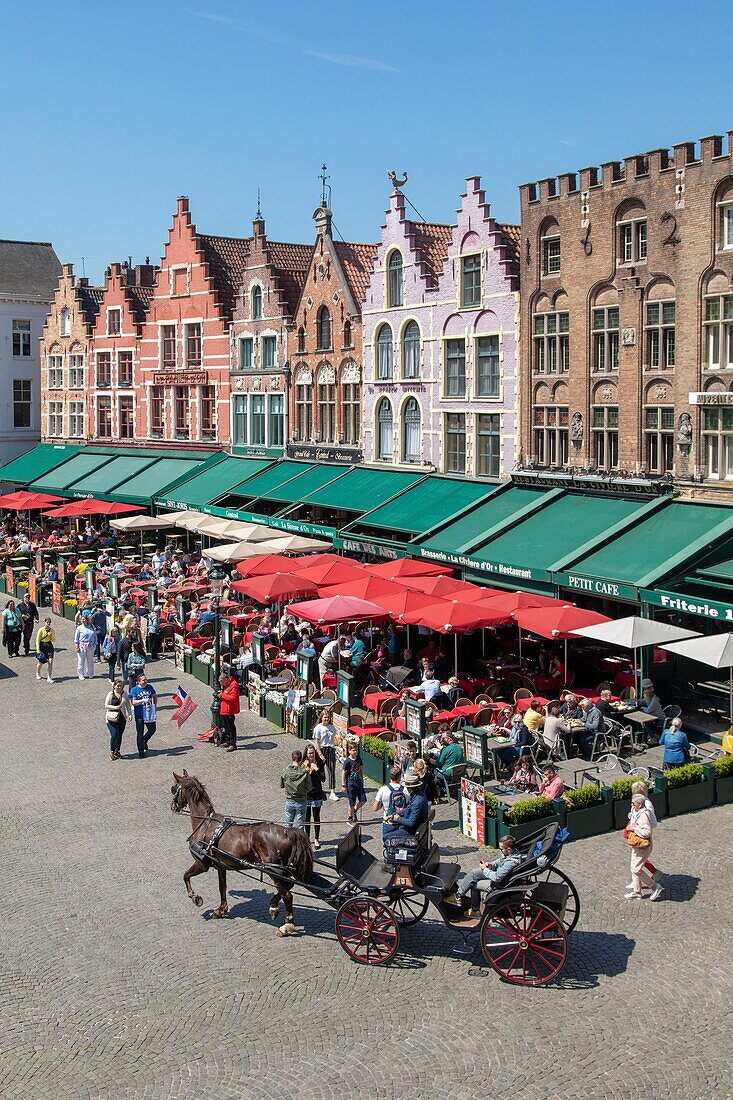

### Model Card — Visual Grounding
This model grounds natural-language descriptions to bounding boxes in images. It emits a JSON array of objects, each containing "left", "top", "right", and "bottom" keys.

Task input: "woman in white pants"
[{"left": 74, "top": 618, "right": 97, "bottom": 679}]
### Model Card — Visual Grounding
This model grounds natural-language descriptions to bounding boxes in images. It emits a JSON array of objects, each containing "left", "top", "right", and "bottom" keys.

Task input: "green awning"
[
  {"left": 469, "top": 493, "right": 648, "bottom": 576},
  {"left": 116, "top": 458, "right": 209, "bottom": 504},
  {"left": 268, "top": 463, "right": 351, "bottom": 504},
  {"left": 70, "top": 455, "right": 156, "bottom": 495},
  {"left": 297, "top": 467, "right": 423, "bottom": 513},
  {"left": 416, "top": 486, "right": 549, "bottom": 554},
  {"left": 31, "top": 452, "right": 117, "bottom": 493},
  {"left": 347, "top": 476, "right": 493, "bottom": 537},
  {"left": 155, "top": 456, "right": 274, "bottom": 509},
  {"left": 568, "top": 500, "right": 733, "bottom": 587},
  {"left": 0, "top": 443, "right": 84, "bottom": 487},
  {"left": 226, "top": 461, "right": 317, "bottom": 506}
]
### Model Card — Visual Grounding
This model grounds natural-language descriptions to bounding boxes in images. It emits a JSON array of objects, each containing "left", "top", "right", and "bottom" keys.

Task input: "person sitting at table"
[
  {"left": 416, "top": 636, "right": 440, "bottom": 664},
  {"left": 538, "top": 762, "right": 565, "bottom": 800},
  {"left": 659, "top": 716, "right": 691, "bottom": 770},
  {"left": 577, "top": 698, "right": 606, "bottom": 760},
  {"left": 371, "top": 633, "right": 390, "bottom": 677},
  {"left": 560, "top": 692, "right": 582, "bottom": 721},
  {"left": 193, "top": 603, "right": 218, "bottom": 634},
  {"left": 523, "top": 699, "right": 546, "bottom": 735},
  {"left": 496, "top": 712, "right": 533, "bottom": 774},
  {"left": 433, "top": 729, "right": 465, "bottom": 788},
  {"left": 638, "top": 680, "right": 665, "bottom": 743},
  {"left": 433, "top": 645, "right": 452, "bottom": 683},
  {"left": 541, "top": 702, "right": 573, "bottom": 757},
  {"left": 352, "top": 655, "right": 372, "bottom": 700},
  {"left": 347, "top": 630, "right": 367, "bottom": 668},
  {"left": 548, "top": 652, "right": 570, "bottom": 685},
  {"left": 412, "top": 668, "right": 451, "bottom": 708},
  {"left": 296, "top": 630, "right": 317, "bottom": 659},
  {"left": 280, "top": 619, "right": 299, "bottom": 651},
  {"left": 445, "top": 676, "right": 462, "bottom": 707},
  {"left": 510, "top": 751, "right": 538, "bottom": 793},
  {"left": 595, "top": 688, "right": 615, "bottom": 720}
]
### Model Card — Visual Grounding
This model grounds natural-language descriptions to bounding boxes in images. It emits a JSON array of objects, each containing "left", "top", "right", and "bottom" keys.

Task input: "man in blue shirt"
[
  {"left": 194, "top": 605, "right": 218, "bottom": 633},
  {"left": 383, "top": 775, "right": 429, "bottom": 839}
]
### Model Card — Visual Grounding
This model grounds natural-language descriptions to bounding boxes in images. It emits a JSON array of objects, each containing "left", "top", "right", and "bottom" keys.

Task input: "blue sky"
[{"left": 1, "top": 0, "right": 728, "bottom": 282}]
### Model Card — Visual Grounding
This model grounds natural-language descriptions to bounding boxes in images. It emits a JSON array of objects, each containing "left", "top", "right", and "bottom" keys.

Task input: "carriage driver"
[{"left": 382, "top": 774, "right": 429, "bottom": 839}]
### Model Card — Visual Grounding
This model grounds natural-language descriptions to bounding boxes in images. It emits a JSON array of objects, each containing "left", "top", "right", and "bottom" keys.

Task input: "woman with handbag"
[
  {"left": 625, "top": 793, "right": 656, "bottom": 900},
  {"left": 104, "top": 678, "right": 132, "bottom": 760},
  {"left": 35, "top": 617, "right": 56, "bottom": 683},
  {"left": 2, "top": 599, "right": 22, "bottom": 657}
]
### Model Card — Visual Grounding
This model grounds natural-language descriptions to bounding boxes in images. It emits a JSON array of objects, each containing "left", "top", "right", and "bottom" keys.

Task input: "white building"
[{"left": 0, "top": 240, "right": 61, "bottom": 463}]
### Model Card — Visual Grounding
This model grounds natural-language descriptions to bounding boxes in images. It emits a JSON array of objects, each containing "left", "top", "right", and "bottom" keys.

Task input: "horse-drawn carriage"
[{"left": 172, "top": 772, "right": 579, "bottom": 986}]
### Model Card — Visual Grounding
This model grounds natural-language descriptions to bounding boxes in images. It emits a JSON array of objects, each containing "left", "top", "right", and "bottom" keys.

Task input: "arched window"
[
  {"left": 387, "top": 251, "right": 403, "bottom": 307},
  {"left": 251, "top": 285, "right": 262, "bottom": 320},
  {"left": 402, "top": 398, "right": 421, "bottom": 464},
  {"left": 402, "top": 320, "right": 420, "bottom": 379},
  {"left": 377, "top": 399, "right": 393, "bottom": 461},
  {"left": 317, "top": 306, "right": 331, "bottom": 350},
  {"left": 376, "top": 323, "right": 393, "bottom": 380},
  {"left": 297, "top": 326, "right": 305, "bottom": 353},
  {"left": 60, "top": 308, "right": 71, "bottom": 336},
  {"left": 343, "top": 319, "right": 352, "bottom": 348}
]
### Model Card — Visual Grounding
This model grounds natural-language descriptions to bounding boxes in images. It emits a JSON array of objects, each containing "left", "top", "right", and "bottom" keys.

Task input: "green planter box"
[
  {"left": 556, "top": 798, "right": 613, "bottom": 840},
  {"left": 63, "top": 603, "right": 76, "bottom": 620},
  {"left": 0, "top": 577, "right": 5, "bottom": 595},
  {"left": 666, "top": 780, "right": 714, "bottom": 817},
  {"left": 713, "top": 774, "right": 733, "bottom": 805},
  {"left": 264, "top": 698, "right": 285, "bottom": 730},
  {"left": 361, "top": 748, "right": 388, "bottom": 786},
  {"left": 497, "top": 803, "right": 559, "bottom": 842},
  {"left": 193, "top": 660, "right": 209, "bottom": 685},
  {"left": 482, "top": 813, "right": 499, "bottom": 848},
  {"left": 183, "top": 652, "right": 193, "bottom": 676},
  {"left": 298, "top": 706, "right": 316, "bottom": 741}
]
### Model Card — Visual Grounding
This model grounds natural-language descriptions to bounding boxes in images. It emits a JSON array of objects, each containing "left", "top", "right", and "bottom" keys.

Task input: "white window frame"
[
  {"left": 68, "top": 353, "right": 85, "bottom": 389},
  {"left": 118, "top": 395, "right": 135, "bottom": 440},
  {"left": 159, "top": 322, "right": 177, "bottom": 370},
  {"left": 170, "top": 265, "right": 190, "bottom": 297},
  {"left": 645, "top": 301, "right": 676, "bottom": 370},
  {"left": 69, "top": 401, "right": 85, "bottom": 439},
  {"left": 704, "top": 295, "right": 733, "bottom": 370},
  {"left": 232, "top": 394, "right": 248, "bottom": 446},
  {"left": 592, "top": 307, "right": 620, "bottom": 373},
  {"left": 533, "top": 312, "right": 569, "bottom": 374},
  {"left": 702, "top": 408, "right": 733, "bottom": 481},
  {"left": 48, "top": 354, "right": 64, "bottom": 389},
  {"left": 48, "top": 401, "right": 64, "bottom": 438},
  {"left": 106, "top": 307, "right": 122, "bottom": 337},
  {"left": 542, "top": 235, "right": 561, "bottom": 275},
  {"left": 12, "top": 319, "right": 31, "bottom": 357},
  {"left": 618, "top": 217, "right": 647, "bottom": 264},
  {"left": 719, "top": 201, "right": 733, "bottom": 251},
  {"left": 475, "top": 334, "right": 501, "bottom": 398}
]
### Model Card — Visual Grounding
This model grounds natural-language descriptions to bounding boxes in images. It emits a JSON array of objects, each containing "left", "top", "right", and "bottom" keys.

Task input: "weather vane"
[
  {"left": 319, "top": 163, "right": 331, "bottom": 206},
  {"left": 256, "top": 187, "right": 262, "bottom": 219},
  {"left": 388, "top": 170, "right": 408, "bottom": 190}
]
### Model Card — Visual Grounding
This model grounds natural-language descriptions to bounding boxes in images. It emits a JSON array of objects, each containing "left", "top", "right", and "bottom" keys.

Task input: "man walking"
[
  {"left": 74, "top": 615, "right": 97, "bottom": 679},
  {"left": 218, "top": 671, "right": 240, "bottom": 753},
  {"left": 280, "top": 749, "right": 312, "bottom": 830},
  {"left": 19, "top": 591, "right": 39, "bottom": 657},
  {"left": 90, "top": 601, "right": 107, "bottom": 661},
  {"left": 129, "top": 673, "right": 157, "bottom": 758}
]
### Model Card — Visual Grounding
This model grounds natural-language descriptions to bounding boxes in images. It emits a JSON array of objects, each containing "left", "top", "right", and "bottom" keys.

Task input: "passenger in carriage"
[
  {"left": 450, "top": 835, "right": 521, "bottom": 915},
  {"left": 382, "top": 774, "right": 429, "bottom": 839}
]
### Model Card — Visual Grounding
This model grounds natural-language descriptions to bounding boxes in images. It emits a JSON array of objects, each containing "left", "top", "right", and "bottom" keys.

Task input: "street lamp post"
[{"left": 208, "top": 564, "right": 226, "bottom": 742}]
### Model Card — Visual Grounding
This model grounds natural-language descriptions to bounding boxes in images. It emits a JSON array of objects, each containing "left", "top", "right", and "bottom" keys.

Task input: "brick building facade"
[
  {"left": 519, "top": 131, "right": 733, "bottom": 498},
  {"left": 89, "top": 261, "right": 155, "bottom": 443},
  {"left": 287, "top": 202, "right": 377, "bottom": 462},
  {"left": 135, "top": 196, "right": 250, "bottom": 449},
  {"left": 40, "top": 262, "right": 101, "bottom": 445},
  {"left": 230, "top": 214, "right": 311, "bottom": 457},
  {"left": 362, "top": 178, "right": 519, "bottom": 478}
]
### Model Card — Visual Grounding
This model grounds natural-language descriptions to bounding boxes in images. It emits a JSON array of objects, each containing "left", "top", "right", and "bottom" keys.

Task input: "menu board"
[
  {"left": 52, "top": 582, "right": 62, "bottom": 616},
  {"left": 333, "top": 710, "right": 350, "bottom": 763},
  {"left": 5, "top": 565, "right": 13, "bottom": 593},
  {"left": 404, "top": 698, "right": 425, "bottom": 740},
  {"left": 27, "top": 573, "right": 37, "bottom": 605},
  {"left": 463, "top": 729, "right": 485, "bottom": 767},
  {"left": 247, "top": 670, "right": 264, "bottom": 715},
  {"left": 460, "top": 777, "right": 486, "bottom": 845},
  {"left": 174, "top": 638, "right": 184, "bottom": 671}
]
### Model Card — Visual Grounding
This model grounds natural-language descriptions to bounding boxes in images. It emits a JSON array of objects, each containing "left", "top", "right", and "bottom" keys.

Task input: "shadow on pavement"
[{"left": 659, "top": 872, "right": 700, "bottom": 902}]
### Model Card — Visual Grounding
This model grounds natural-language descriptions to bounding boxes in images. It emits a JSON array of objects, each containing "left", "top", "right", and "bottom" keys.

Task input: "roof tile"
[
  {"left": 199, "top": 234, "right": 252, "bottom": 319},
  {"left": 334, "top": 241, "right": 379, "bottom": 307}
]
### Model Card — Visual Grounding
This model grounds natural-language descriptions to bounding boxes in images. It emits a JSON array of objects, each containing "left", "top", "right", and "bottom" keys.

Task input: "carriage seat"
[
  {"left": 419, "top": 843, "right": 461, "bottom": 902},
  {"left": 383, "top": 809, "right": 434, "bottom": 868}
]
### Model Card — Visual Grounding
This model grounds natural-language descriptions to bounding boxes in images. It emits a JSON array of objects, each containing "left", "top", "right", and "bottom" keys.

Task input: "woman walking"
[
  {"left": 104, "top": 679, "right": 131, "bottom": 760},
  {"left": 303, "top": 742, "right": 326, "bottom": 849},
  {"left": 625, "top": 792, "right": 658, "bottom": 900},
  {"left": 101, "top": 626, "right": 120, "bottom": 684},
  {"left": 2, "top": 599, "right": 22, "bottom": 657},
  {"left": 126, "top": 643, "right": 147, "bottom": 690},
  {"left": 35, "top": 617, "right": 56, "bottom": 683},
  {"left": 312, "top": 706, "right": 338, "bottom": 800}
]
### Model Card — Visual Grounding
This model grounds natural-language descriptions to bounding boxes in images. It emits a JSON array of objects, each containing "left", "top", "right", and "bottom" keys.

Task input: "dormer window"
[
  {"left": 387, "top": 251, "right": 403, "bottom": 307},
  {"left": 107, "top": 308, "right": 121, "bottom": 336},
  {"left": 60, "top": 308, "right": 71, "bottom": 336},
  {"left": 251, "top": 285, "right": 262, "bottom": 320}
]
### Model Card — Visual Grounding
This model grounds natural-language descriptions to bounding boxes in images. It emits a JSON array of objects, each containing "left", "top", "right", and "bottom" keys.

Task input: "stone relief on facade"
[
  {"left": 294, "top": 365, "right": 312, "bottom": 384},
  {"left": 570, "top": 412, "right": 584, "bottom": 443},
  {"left": 677, "top": 412, "right": 693, "bottom": 446},
  {"left": 317, "top": 363, "right": 336, "bottom": 384},
  {"left": 340, "top": 361, "right": 360, "bottom": 384}
]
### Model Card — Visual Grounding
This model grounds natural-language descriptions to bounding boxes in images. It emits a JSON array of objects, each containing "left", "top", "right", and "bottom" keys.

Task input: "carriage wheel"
[
  {"left": 386, "top": 889, "right": 429, "bottom": 927},
  {"left": 531, "top": 866, "right": 581, "bottom": 933},
  {"left": 336, "top": 897, "right": 400, "bottom": 965},
  {"left": 480, "top": 899, "right": 568, "bottom": 986}
]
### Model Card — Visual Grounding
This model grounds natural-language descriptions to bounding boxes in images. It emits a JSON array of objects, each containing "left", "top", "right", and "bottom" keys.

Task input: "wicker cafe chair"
[
  {"left": 159, "top": 625, "right": 176, "bottom": 654},
  {"left": 454, "top": 696, "right": 473, "bottom": 708},
  {"left": 474, "top": 693, "right": 491, "bottom": 706},
  {"left": 513, "top": 688, "right": 532, "bottom": 702},
  {"left": 472, "top": 706, "right": 495, "bottom": 728}
]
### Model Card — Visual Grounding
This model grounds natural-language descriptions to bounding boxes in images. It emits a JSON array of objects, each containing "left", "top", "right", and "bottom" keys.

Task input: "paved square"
[{"left": 1, "top": 615, "right": 731, "bottom": 1099}]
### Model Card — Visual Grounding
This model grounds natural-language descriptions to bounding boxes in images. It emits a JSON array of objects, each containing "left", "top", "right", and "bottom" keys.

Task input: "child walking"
[{"left": 341, "top": 741, "right": 367, "bottom": 824}]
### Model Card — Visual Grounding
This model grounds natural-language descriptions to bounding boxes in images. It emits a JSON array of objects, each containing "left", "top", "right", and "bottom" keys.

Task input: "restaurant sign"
[
  {"left": 557, "top": 572, "right": 639, "bottom": 602},
  {"left": 641, "top": 587, "right": 733, "bottom": 622},
  {"left": 285, "top": 444, "right": 361, "bottom": 464},
  {"left": 335, "top": 537, "right": 402, "bottom": 560},
  {"left": 153, "top": 371, "right": 208, "bottom": 386},
  {"left": 155, "top": 500, "right": 335, "bottom": 538},
  {"left": 417, "top": 546, "right": 538, "bottom": 580},
  {"left": 689, "top": 392, "right": 733, "bottom": 406}
]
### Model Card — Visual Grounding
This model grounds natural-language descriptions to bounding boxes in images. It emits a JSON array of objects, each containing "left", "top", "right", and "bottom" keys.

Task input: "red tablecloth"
[
  {"left": 433, "top": 703, "right": 482, "bottom": 723},
  {"left": 572, "top": 688, "right": 620, "bottom": 703},
  {"left": 515, "top": 696, "right": 549, "bottom": 712},
  {"left": 392, "top": 716, "right": 406, "bottom": 735},
  {"left": 363, "top": 691, "right": 398, "bottom": 711},
  {"left": 322, "top": 673, "right": 337, "bottom": 689},
  {"left": 349, "top": 723, "right": 389, "bottom": 738},
  {"left": 454, "top": 677, "right": 490, "bottom": 695}
]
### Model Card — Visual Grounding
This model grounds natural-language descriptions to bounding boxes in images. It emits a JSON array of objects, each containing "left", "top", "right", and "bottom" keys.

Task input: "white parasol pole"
[
  {"left": 564, "top": 635, "right": 568, "bottom": 679},
  {"left": 454, "top": 631, "right": 458, "bottom": 678}
]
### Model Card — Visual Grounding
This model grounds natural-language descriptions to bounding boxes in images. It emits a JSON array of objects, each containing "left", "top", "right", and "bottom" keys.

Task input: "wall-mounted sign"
[
  {"left": 152, "top": 371, "right": 208, "bottom": 386},
  {"left": 642, "top": 587, "right": 733, "bottom": 622},
  {"left": 558, "top": 573, "right": 639, "bottom": 602},
  {"left": 418, "top": 545, "right": 536, "bottom": 580},
  {"left": 285, "top": 445, "right": 361, "bottom": 464},
  {"left": 689, "top": 392, "right": 733, "bottom": 406},
  {"left": 336, "top": 537, "right": 402, "bottom": 560}
]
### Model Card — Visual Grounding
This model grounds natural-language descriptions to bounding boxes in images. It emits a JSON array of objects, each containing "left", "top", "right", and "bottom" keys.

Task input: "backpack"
[
  {"left": 387, "top": 784, "right": 408, "bottom": 817},
  {"left": 101, "top": 635, "right": 116, "bottom": 659}
]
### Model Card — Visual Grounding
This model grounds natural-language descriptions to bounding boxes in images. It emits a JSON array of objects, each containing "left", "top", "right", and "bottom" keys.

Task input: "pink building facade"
[{"left": 361, "top": 177, "right": 520, "bottom": 479}]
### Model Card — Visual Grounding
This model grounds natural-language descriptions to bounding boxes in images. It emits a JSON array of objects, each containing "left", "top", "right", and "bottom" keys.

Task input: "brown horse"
[{"left": 170, "top": 771, "right": 313, "bottom": 936}]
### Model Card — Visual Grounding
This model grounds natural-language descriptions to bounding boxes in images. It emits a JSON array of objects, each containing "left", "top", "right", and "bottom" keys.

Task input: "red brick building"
[
  {"left": 136, "top": 196, "right": 250, "bottom": 449},
  {"left": 519, "top": 131, "right": 733, "bottom": 499},
  {"left": 287, "top": 201, "right": 377, "bottom": 461},
  {"left": 40, "top": 263, "right": 102, "bottom": 444},
  {"left": 230, "top": 213, "right": 312, "bottom": 456},
  {"left": 89, "top": 261, "right": 156, "bottom": 443}
]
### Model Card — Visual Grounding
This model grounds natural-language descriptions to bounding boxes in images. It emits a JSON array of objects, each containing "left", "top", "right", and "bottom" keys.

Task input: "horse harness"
[{"left": 189, "top": 810, "right": 237, "bottom": 863}]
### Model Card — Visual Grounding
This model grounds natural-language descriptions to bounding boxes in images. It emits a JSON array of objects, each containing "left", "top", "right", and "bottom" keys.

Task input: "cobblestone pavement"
[{"left": 1, "top": 615, "right": 732, "bottom": 1099}]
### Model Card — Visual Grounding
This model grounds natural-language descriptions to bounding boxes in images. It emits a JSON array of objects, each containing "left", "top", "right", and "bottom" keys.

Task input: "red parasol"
[
  {"left": 366, "top": 587, "right": 445, "bottom": 621},
  {"left": 400, "top": 574, "right": 477, "bottom": 599},
  {"left": 413, "top": 600, "right": 508, "bottom": 633},
  {"left": 0, "top": 491, "right": 64, "bottom": 510},
  {"left": 295, "top": 559, "right": 365, "bottom": 589},
  {"left": 320, "top": 575, "right": 406, "bottom": 602},
  {"left": 480, "top": 590, "right": 568, "bottom": 614},
  {"left": 235, "top": 553, "right": 290, "bottom": 578},
  {"left": 513, "top": 604, "right": 610, "bottom": 639},
  {"left": 365, "top": 558, "right": 451, "bottom": 580},
  {"left": 444, "top": 583, "right": 507, "bottom": 605},
  {"left": 287, "top": 553, "right": 350, "bottom": 571},
  {"left": 286, "top": 595, "right": 389, "bottom": 626},
  {"left": 231, "top": 572, "right": 319, "bottom": 604},
  {"left": 44, "top": 500, "right": 145, "bottom": 518}
]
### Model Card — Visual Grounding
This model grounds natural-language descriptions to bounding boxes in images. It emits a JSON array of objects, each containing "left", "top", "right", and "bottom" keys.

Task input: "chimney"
[
  {"left": 253, "top": 214, "right": 266, "bottom": 240},
  {"left": 62, "top": 262, "right": 74, "bottom": 277},
  {"left": 77, "top": 278, "right": 89, "bottom": 287},
  {"left": 134, "top": 263, "right": 158, "bottom": 286}
]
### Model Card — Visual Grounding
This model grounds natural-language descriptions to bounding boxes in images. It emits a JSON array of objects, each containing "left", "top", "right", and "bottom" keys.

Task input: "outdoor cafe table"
[
  {"left": 348, "top": 722, "right": 389, "bottom": 738},
  {"left": 472, "top": 736, "right": 515, "bottom": 782},
  {"left": 433, "top": 703, "right": 482, "bottom": 723},
  {"left": 515, "top": 696, "right": 549, "bottom": 712},
  {"left": 364, "top": 691, "right": 398, "bottom": 712}
]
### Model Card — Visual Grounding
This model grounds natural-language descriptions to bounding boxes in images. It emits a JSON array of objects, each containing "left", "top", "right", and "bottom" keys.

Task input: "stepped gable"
[
  {"left": 408, "top": 221, "right": 453, "bottom": 286},
  {"left": 199, "top": 233, "right": 252, "bottom": 319},
  {"left": 333, "top": 241, "right": 379, "bottom": 306}
]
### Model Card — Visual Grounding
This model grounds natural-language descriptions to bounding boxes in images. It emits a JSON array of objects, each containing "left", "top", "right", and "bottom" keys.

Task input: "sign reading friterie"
[{"left": 642, "top": 587, "right": 733, "bottom": 622}]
